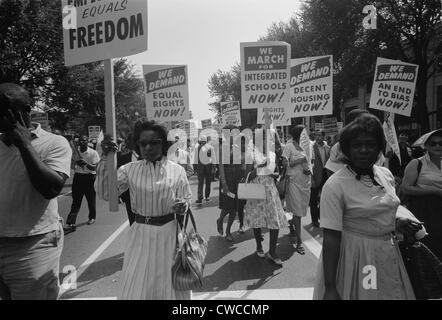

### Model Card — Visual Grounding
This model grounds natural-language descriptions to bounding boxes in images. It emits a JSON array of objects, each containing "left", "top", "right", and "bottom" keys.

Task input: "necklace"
[{"left": 346, "top": 166, "right": 378, "bottom": 189}]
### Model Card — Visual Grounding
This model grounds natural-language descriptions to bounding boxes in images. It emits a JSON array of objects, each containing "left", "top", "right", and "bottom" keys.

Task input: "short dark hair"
[
  {"left": 340, "top": 113, "right": 385, "bottom": 160},
  {"left": 291, "top": 125, "right": 305, "bottom": 142},
  {"left": 345, "top": 108, "right": 369, "bottom": 124},
  {"left": 133, "top": 118, "right": 169, "bottom": 156},
  {"left": 315, "top": 129, "right": 325, "bottom": 137}
]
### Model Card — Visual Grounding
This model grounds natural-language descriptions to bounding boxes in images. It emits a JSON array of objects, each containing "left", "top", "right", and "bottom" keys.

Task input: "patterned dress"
[
  {"left": 243, "top": 150, "right": 288, "bottom": 230},
  {"left": 95, "top": 157, "right": 192, "bottom": 300}
]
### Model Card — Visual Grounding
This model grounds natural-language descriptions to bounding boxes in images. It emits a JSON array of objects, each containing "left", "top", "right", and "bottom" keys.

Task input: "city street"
[{"left": 57, "top": 176, "right": 323, "bottom": 300}]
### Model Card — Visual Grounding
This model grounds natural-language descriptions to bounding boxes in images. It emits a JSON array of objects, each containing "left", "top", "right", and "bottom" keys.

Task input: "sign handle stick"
[
  {"left": 264, "top": 109, "right": 271, "bottom": 129},
  {"left": 104, "top": 59, "right": 119, "bottom": 212}
]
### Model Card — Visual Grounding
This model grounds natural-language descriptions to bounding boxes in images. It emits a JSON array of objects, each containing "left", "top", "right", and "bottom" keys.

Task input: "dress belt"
[
  {"left": 134, "top": 213, "right": 180, "bottom": 226},
  {"left": 343, "top": 229, "right": 393, "bottom": 242}
]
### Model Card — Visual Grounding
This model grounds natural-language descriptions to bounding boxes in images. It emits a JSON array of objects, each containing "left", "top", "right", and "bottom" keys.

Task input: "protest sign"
[
  {"left": 369, "top": 58, "right": 418, "bottom": 117},
  {"left": 289, "top": 55, "right": 333, "bottom": 118},
  {"left": 143, "top": 65, "right": 190, "bottom": 122},
  {"left": 314, "top": 122, "right": 324, "bottom": 131},
  {"left": 383, "top": 113, "right": 401, "bottom": 164},
  {"left": 300, "top": 128, "right": 313, "bottom": 172},
  {"left": 221, "top": 101, "right": 242, "bottom": 127},
  {"left": 201, "top": 119, "right": 213, "bottom": 129},
  {"left": 257, "top": 107, "right": 291, "bottom": 125},
  {"left": 62, "top": 0, "right": 148, "bottom": 66},
  {"left": 30, "top": 111, "right": 49, "bottom": 130},
  {"left": 322, "top": 117, "right": 338, "bottom": 136},
  {"left": 88, "top": 125, "right": 101, "bottom": 140},
  {"left": 240, "top": 41, "right": 291, "bottom": 111}
]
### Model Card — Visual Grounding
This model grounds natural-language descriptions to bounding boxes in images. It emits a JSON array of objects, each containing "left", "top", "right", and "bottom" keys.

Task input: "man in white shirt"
[
  {"left": 64, "top": 135, "right": 100, "bottom": 233},
  {"left": 0, "top": 83, "right": 72, "bottom": 299}
]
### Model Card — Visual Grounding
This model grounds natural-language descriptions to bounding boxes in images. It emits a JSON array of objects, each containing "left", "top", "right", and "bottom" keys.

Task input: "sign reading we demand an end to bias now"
[
  {"left": 62, "top": 0, "right": 148, "bottom": 66},
  {"left": 241, "top": 42, "right": 291, "bottom": 121},
  {"left": 289, "top": 55, "right": 333, "bottom": 118},
  {"left": 143, "top": 65, "right": 190, "bottom": 122},
  {"left": 369, "top": 58, "right": 419, "bottom": 117}
]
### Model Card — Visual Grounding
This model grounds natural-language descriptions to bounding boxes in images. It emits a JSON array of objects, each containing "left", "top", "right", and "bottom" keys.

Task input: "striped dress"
[{"left": 95, "top": 156, "right": 192, "bottom": 300}]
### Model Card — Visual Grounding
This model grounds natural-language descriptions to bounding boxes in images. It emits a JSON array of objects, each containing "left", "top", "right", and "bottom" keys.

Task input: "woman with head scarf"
[{"left": 313, "top": 114, "right": 419, "bottom": 300}]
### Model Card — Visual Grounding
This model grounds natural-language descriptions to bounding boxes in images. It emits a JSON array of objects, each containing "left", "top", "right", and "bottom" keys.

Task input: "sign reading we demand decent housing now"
[
  {"left": 62, "top": 0, "right": 148, "bottom": 66},
  {"left": 241, "top": 41, "right": 291, "bottom": 125},
  {"left": 143, "top": 65, "right": 190, "bottom": 122},
  {"left": 369, "top": 58, "right": 419, "bottom": 117},
  {"left": 289, "top": 55, "right": 333, "bottom": 118}
]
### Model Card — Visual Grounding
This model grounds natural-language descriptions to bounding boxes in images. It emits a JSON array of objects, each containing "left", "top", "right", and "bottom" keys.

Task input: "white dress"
[{"left": 95, "top": 157, "right": 192, "bottom": 300}]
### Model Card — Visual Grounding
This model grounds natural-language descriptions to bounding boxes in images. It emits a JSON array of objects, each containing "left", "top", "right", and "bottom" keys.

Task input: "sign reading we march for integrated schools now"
[
  {"left": 289, "top": 55, "right": 333, "bottom": 118},
  {"left": 369, "top": 57, "right": 418, "bottom": 117},
  {"left": 221, "top": 101, "right": 241, "bottom": 127},
  {"left": 143, "top": 65, "right": 190, "bottom": 122},
  {"left": 241, "top": 42, "right": 291, "bottom": 114},
  {"left": 62, "top": 0, "right": 148, "bottom": 66}
]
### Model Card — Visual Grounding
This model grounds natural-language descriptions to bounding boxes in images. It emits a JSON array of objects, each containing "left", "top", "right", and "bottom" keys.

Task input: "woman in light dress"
[
  {"left": 96, "top": 120, "right": 192, "bottom": 300},
  {"left": 313, "top": 114, "right": 419, "bottom": 300},
  {"left": 244, "top": 128, "right": 288, "bottom": 266},
  {"left": 282, "top": 125, "right": 311, "bottom": 255}
]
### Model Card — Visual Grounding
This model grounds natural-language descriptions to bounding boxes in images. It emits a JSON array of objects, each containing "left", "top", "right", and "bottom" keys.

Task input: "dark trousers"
[
  {"left": 66, "top": 173, "right": 96, "bottom": 225},
  {"left": 197, "top": 164, "right": 212, "bottom": 201}
]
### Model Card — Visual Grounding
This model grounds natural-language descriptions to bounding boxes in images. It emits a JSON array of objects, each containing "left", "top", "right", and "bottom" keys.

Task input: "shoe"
[
  {"left": 312, "top": 221, "right": 320, "bottom": 228},
  {"left": 204, "top": 197, "right": 210, "bottom": 202},
  {"left": 63, "top": 224, "right": 76, "bottom": 233},
  {"left": 265, "top": 252, "right": 283, "bottom": 266},
  {"left": 295, "top": 244, "right": 306, "bottom": 255},
  {"left": 87, "top": 219, "right": 95, "bottom": 225},
  {"left": 239, "top": 226, "right": 246, "bottom": 234},
  {"left": 225, "top": 234, "right": 234, "bottom": 242},
  {"left": 256, "top": 250, "right": 265, "bottom": 258},
  {"left": 195, "top": 200, "right": 202, "bottom": 205}
]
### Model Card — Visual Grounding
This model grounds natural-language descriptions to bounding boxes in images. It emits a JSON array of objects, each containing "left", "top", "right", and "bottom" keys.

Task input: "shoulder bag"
[
  {"left": 172, "top": 209, "right": 208, "bottom": 291},
  {"left": 237, "top": 171, "right": 266, "bottom": 200}
]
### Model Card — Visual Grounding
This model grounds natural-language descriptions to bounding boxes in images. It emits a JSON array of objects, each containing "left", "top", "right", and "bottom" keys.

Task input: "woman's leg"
[
  {"left": 293, "top": 216, "right": 305, "bottom": 254},
  {"left": 225, "top": 210, "right": 236, "bottom": 241},
  {"left": 217, "top": 209, "right": 228, "bottom": 235},
  {"left": 253, "top": 228, "right": 263, "bottom": 253},
  {"left": 269, "top": 229, "right": 279, "bottom": 257}
]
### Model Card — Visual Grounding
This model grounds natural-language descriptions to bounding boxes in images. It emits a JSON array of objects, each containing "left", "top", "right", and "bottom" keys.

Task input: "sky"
[{"left": 127, "top": 0, "right": 303, "bottom": 125}]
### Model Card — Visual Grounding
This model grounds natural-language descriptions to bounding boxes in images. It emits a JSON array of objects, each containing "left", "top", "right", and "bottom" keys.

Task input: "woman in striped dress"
[{"left": 96, "top": 120, "right": 192, "bottom": 300}]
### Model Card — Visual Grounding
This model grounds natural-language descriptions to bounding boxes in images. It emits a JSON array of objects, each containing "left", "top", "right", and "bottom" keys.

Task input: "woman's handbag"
[
  {"left": 237, "top": 172, "right": 266, "bottom": 200},
  {"left": 172, "top": 209, "right": 208, "bottom": 291},
  {"left": 399, "top": 239, "right": 442, "bottom": 300},
  {"left": 276, "top": 158, "right": 289, "bottom": 199}
]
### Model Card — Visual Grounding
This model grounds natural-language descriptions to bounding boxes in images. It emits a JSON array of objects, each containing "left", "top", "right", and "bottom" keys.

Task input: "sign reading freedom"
[{"left": 62, "top": 0, "right": 148, "bottom": 66}]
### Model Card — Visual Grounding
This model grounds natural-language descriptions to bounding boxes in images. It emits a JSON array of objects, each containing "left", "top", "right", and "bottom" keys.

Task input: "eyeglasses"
[
  {"left": 428, "top": 141, "right": 442, "bottom": 147},
  {"left": 139, "top": 139, "right": 162, "bottom": 147}
]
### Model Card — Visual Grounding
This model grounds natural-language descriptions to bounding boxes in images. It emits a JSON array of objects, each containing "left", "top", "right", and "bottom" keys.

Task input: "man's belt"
[{"left": 134, "top": 213, "right": 182, "bottom": 226}]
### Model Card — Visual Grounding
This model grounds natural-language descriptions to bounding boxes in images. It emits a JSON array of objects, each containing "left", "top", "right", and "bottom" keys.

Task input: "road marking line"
[
  {"left": 59, "top": 220, "right": 129, "bottom": 297},
  {"left": 64, "top": 287, "right": 314, "bottom": 300},
  {"left": 300, "top": 226, "right": 322, "bottom": 259},
  {"left": 58, "top": 191, "right": 72, "bottom": 198}
]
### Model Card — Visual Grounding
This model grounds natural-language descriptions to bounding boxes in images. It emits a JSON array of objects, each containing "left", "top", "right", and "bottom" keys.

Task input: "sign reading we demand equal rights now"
[
  {"left": 62, "top": 0, "right": 148, "bottom": 66},
  {"left": 241, "top": 41, "right": 291, "bottom": 125},
  {"left": 143, "top": 65, "right": 190, "bottom": 122},
  {"left": 289, "top": 55, "right": 333, "bottom": 118},
  {"left": 369, "top": 58, "right": 419, "bottom": 117}
]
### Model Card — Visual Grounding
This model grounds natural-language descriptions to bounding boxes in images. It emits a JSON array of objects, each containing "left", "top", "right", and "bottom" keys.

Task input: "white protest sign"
[
  {"left": 322, "top": 117, "right": 338, "bottom": 136},
  {"left": 143, "top": 65, "right": 190, "bottom": 122},
  {"left": 201, "top": 119, "right": 213, "bottom": 129},
  {"left": 289, "top": 55, "right": 333, "bottom": 118},
  {"left": 257, "top": 107, "right": 291, "bottom": 125},
  {"left": 221, "top": 101, "right": 242, "bottom": 127},
  {"left": 240, "top": 41, "right": 291, "bottom": 110},
  {"left": 300, "top": 128, "right": 313, "bottom": 172},
  {"left": 383, "top": 113, "right": 401, "bottom": 165},
  {"left": 62, "top": 0, "right": 148, "bottom": 66},
  {"left": 30, "top": 111, "right": 49, "bottom": 130},
  {"left": 88, "top": 125, "right": 101, "bottom": 140},
  {"left": 369, "top": 58, "right": 418, "bottom": 117}
]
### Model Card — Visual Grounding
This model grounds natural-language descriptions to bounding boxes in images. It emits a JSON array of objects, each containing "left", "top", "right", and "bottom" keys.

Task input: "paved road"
[{"left": 58, "top": 176, "right": 324, "bottom": 300}]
